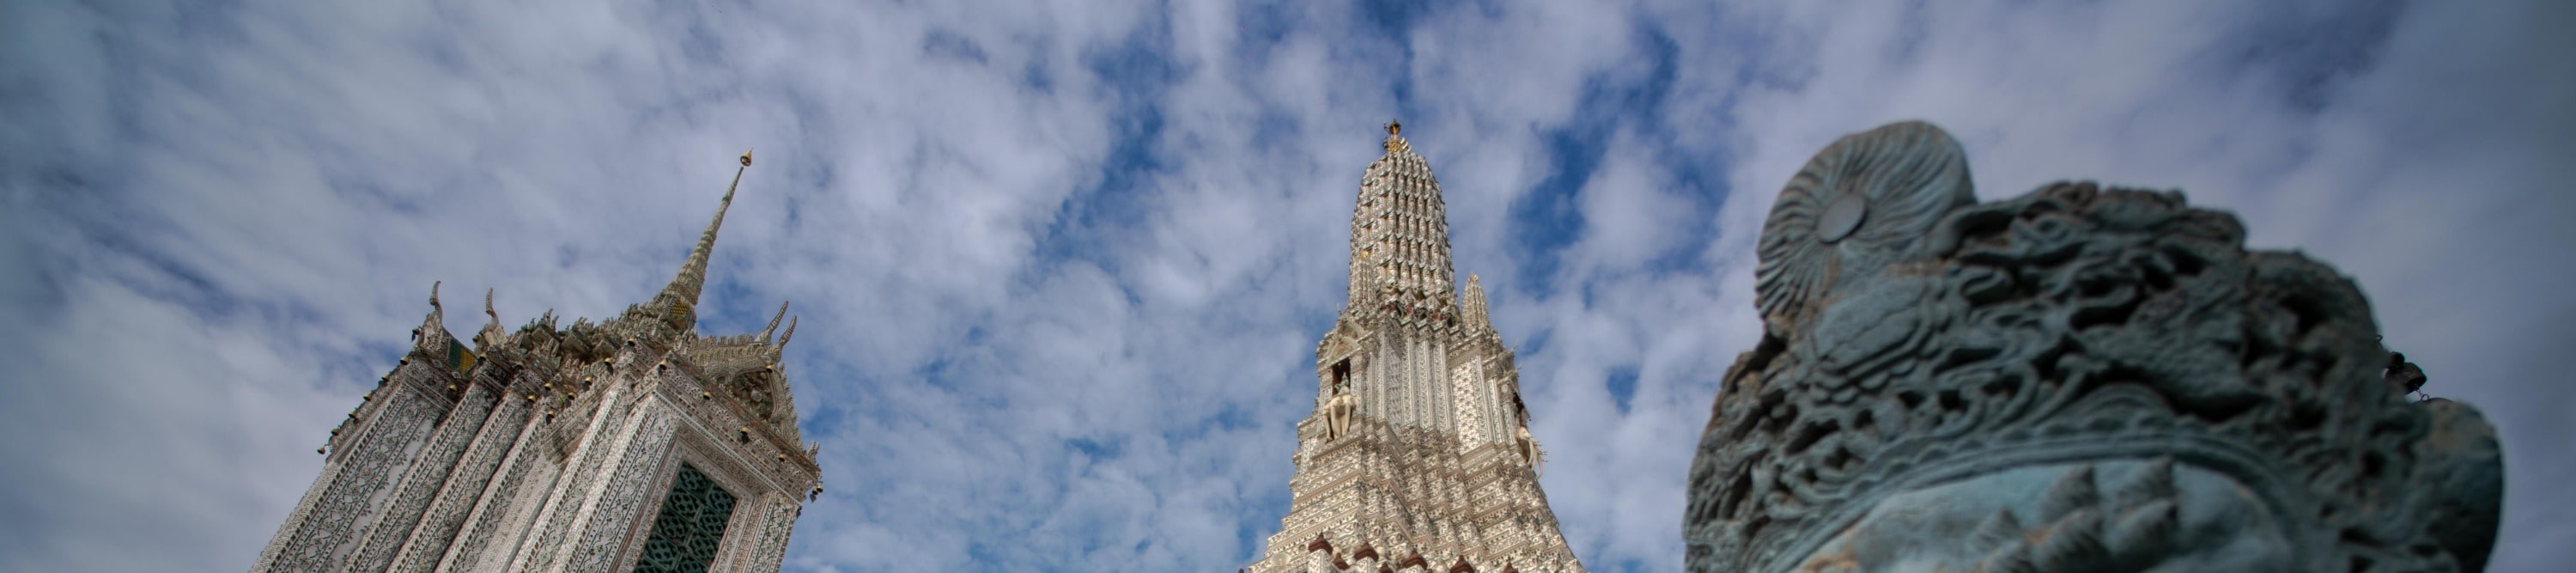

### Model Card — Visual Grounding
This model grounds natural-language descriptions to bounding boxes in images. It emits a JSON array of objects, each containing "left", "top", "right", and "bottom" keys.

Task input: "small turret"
[{"left": 1461, "top": 274, "right": 1490, "bottom": 332}]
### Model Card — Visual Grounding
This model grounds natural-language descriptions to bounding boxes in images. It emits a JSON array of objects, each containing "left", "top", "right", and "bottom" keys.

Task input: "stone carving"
[
  {"left": 258, "top": 387, "right": 442, "bottom": 572},
  {"left": 344, "top": 384, "right": 493, "bottom": 573},
  {"left": 572, "top": 410, "right": 679, "bottom": 572},
  {"left": 1686, "top": 121, "right": 2505, "bottom": 573},
  {"left": 747, "top": 496, "right": 801, "bottom": 572},
  {"left": 395, "top": 396, "right": 528, "bottom": 573},
  {"left": 1325, "top": 388, "right": 1359, "bottom": 442},
  {"left": 2386, "top": 351, "right": 2429, "bottom": 398},
  {"left": 1515, "top": 425, "right": 1541, "bottom": 473}
]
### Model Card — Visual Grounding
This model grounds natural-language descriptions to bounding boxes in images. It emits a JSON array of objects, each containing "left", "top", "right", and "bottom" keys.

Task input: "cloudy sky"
[{"left": 3, "top": 1, "right": 2569, "bottom": 571}]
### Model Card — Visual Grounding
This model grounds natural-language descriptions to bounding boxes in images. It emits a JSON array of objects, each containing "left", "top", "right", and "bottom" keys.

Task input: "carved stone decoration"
[
  {"left": 1326, "top": 391, "right": 1360, "bottom": 442},
  {"left": 343, "top": 384, "right": 495, "bottom": 573},
  {"left": 1753, "top": 121, "right": 1976, "bottom": 339},
  {"left": 571, "top": 409, "right": 680, "bottom": 572},
  {"left": 1515, "top": 425, "right": 1541, "bottom": 474},
  {"left": 253, "top": 386, "right": 444, "bottom": 573},
  {"left": 252, "top": 154, "right": 816, "bottom": 573},
  {"left": 1686, "top": 121, "right": 2506, "bottom": 573},
  {"left": 403, "top": 395, "right": 533, "bottom": 573}
]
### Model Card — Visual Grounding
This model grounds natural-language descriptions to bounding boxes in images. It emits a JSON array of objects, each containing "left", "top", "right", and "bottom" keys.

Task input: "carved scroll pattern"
[
  {"left": 746, "top": 496, "right": 802, "bottom": 572},
  {"left": 519, "top": 386, "right": 645, "bottom": 573},
  {"left": 268, "top": 390, "right": 442, "bottom": 572},
  {"left": 391, "top": 393, "right": 529, "bottom": 573},
  {"left": 345, "top": 386, "right": 493, "bottom": 572},
  {"left": 1452, "top": 362, "right": 1485, "bottom": 447},
  {"left": 1687, "top": 122, "right": 2492, "bottom": 573},
  {"left": 570, "top": 410, "right": 678, "bottom": 572},
  {"left": 453, "top": 451, "right": 558, "bottom": 573}
]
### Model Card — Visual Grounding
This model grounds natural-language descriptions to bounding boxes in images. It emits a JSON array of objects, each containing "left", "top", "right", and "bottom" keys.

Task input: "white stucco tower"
[{"left": 1247, "top": 124, "right": 1587, "bottom": 573}]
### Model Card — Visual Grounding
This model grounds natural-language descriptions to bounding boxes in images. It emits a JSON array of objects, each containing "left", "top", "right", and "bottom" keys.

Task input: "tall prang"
[
  {"left": 252, "top": 151, "right": 822, "bottom": 573},
  {"left": 1248, "top": 123, "right": 1588, "bottom": 573}
]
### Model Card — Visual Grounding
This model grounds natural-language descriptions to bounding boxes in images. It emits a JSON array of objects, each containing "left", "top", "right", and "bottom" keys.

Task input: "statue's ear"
[{"left": 1754, "top": 121, "right": 1976, "bottom": 338}]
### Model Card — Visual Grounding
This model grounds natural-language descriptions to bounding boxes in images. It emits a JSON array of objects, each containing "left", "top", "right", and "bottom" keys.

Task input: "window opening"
[{"left": 633, "top": 463, "right": 738, "bottom": 573}]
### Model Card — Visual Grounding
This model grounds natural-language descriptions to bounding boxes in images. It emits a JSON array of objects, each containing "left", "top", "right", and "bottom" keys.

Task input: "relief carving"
[{"left": 1686, "top": 121, "right": 2505, "bottom": 573}]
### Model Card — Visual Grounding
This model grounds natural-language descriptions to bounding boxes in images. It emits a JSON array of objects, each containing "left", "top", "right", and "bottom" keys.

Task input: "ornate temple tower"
[
  {"left": 252, "top": 151, "right": 821, "bottom": 573},
  {"left": 1247, "top": 124, "right": 1588, "bottom": 573}
]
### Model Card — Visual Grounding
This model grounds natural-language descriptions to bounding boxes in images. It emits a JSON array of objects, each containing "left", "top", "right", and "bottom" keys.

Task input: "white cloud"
[{"left": 1, "top": 1, "right": 2566, "bottom": 572}]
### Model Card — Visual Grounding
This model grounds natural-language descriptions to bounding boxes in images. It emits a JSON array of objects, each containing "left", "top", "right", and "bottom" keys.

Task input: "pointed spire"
[
  {"left": 1462, "top": 273, "right": 1490, "bottom": 329},
  {"left": 428, "top": 281, "right": 445, "bottom": 323},
  {"left": 650, "top": 149, "right": 753, "bottom": 331},
  {"left": 777, "top": 315, "right": 798, "bottom": 349},
  {"left": 761, "top": 301, "right": 791, "bottom": 344}
]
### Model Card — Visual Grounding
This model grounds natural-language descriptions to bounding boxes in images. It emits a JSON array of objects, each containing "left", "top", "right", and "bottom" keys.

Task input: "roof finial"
[
  {"left": 478, "top": 288, "right": 505, "bottom": 346},
  {"left": 1387, "top": 119, "right": 1401, "bottom": 136},
  {"left": 1382, "top": 119, "right": 1409, "bottom": 154},
  {"left": 777, "top": 315, "right": 799, "bottom": 349},
  {"left": 649, "top": 150, "right": 752, "bottom": 331},
  {"left": 421, "top": 281, "right": 447, "bottom": 344},
  {"left": 761, "top": 301, "right": 791, "bottom": 344}
]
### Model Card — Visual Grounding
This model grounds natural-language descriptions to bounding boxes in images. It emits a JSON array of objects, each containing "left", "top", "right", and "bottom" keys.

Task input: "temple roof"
[{"left": 647, "top": 149, "right": 753, "bottom": 332}]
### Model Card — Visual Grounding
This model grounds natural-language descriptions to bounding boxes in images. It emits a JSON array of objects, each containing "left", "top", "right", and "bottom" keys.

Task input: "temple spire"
[
  {"left": 1462, "top": 273, "right": 1490, "bottom": 330},
  {"left": 650, "top": 149, "right": 752, "bottom": 331},
  {"left": 1346, "top": 121, "right": 1454, "bottom": 311}
]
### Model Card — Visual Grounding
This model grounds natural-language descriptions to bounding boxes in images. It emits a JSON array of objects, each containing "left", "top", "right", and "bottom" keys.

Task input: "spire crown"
[{"left": 1348, "top": 124, "right": 1454, "bottom": 314}]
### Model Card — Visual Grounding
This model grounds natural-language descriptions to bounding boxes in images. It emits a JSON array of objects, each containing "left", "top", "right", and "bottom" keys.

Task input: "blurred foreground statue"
[{"left": 1685, "top": 122, "right": 2503, "bottom": 573}]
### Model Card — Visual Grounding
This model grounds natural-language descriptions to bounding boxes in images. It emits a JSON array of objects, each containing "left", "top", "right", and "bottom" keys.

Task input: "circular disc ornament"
[{"left": 1817, "top": 193, "right": 1868, "bottom": 243}]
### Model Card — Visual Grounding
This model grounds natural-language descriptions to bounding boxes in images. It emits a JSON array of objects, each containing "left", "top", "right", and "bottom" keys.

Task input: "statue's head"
[{"left": 1685, "top": 121, "right": 2503, "bottom": 573}]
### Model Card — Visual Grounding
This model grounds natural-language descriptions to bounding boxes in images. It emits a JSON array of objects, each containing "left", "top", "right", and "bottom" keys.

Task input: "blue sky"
[{"left": 2, "top": 1, "right": 2570, "bottom": 571}]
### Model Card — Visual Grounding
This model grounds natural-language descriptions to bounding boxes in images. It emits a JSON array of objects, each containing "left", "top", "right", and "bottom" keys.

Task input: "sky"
[{"left": 1, "top": 1, "right": 2569, "bottom": 571}]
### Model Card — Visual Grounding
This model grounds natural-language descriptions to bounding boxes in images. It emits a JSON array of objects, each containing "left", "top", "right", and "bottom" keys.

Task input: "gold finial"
[
  {"left": 1387, "top": 119, "right": 1401, "bottom": 136},
  {"left": 740, "top": 148, "right": 754, "bottom": 168}
]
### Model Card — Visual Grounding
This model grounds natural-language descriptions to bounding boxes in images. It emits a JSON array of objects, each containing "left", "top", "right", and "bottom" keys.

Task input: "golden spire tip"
[{"left": 740, "top": 148, "right": 754, "bottom": 168}]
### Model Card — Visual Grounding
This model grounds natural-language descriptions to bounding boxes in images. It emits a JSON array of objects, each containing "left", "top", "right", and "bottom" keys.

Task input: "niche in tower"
[
  {"left": 633, "top": 463, "right": 737, "bottom": 573},
  {"left": 1330, "top": 359, "right": 1352, "bottom": 393}
]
